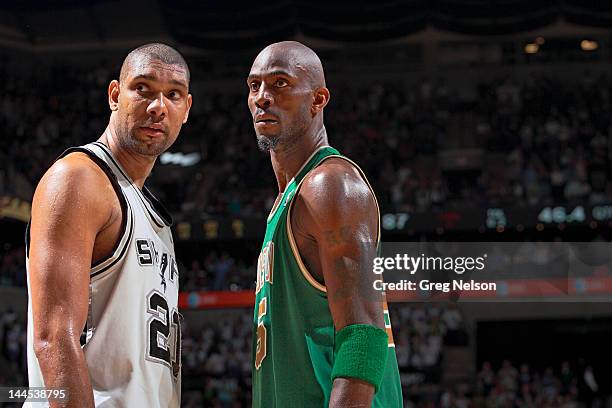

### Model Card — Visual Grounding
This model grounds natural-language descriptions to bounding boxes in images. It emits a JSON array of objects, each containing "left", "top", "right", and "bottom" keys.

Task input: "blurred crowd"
[
  {"left": 0, "top": 247, "right": 258, "bottom": 291},
  {"left": 0, "top": 307, "right": 26, "bottom": 387},
  {"left": 155, "top": 303, "right": 469, "bottom": 407},
  {"left": 1, "top": 55, "right": 612, "bottom": 407},
  {"left": 428, "top": 359, "right": 603, "bottom": 408},
  {"left": 405, "top": 359, "right": 604, "bottom": 408},
  {"left": 0, "top": 244, "right": 26, "bottom": 287},
  {"left": 0, "top": 304, "right": 468, "bottom": 406},
  {"left": 3, "top": 303, "right": 608, "bottom": 407},
  {"left": 179, "top": 251, "right": 256, "bottom": 292},
  {"left": 393, "top": 303, "right": 467, "bottom": 382},
  {"left": 181, "top": 313, "right": 252, "bottom": 407},
  {"left": 1, "top": 56, "right": 611, "bottom": 217}
]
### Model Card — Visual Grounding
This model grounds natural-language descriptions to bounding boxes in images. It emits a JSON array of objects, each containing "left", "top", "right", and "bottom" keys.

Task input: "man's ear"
[
  {"left": 183, "top": 94, "right": 193, "bottom": 124},
  {"left": 108, "top": 80, "right": 120, "bottom": 111},
  {"left": 312, "top": 87, "right": 330, "bottom": 115}
]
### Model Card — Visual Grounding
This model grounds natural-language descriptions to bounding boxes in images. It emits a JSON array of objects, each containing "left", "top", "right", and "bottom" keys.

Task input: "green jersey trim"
[
  {"left": 266, "top": 146, "right": 328, "bottom": 224},
  {"left": 287, "top": 213, "right": 327, "bottom": 292},
  {"left": 285, "top": 154, "right": 382, "bottom": 293}
]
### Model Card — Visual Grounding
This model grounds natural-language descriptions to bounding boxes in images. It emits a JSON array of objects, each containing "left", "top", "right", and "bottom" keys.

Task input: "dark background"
[{"left": 1, "top": 1, "right": 612, "bottom": 406}]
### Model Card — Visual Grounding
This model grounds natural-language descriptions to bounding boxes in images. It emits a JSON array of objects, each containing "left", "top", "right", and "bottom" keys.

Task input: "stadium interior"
[{"left": 1, "top": 0, "right": 612, "bottom": 406}]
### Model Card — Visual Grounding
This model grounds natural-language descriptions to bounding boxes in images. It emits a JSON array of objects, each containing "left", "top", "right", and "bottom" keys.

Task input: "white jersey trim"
[
  {"left": 90, "top": 198, "right": 134, "bottom": 278},
  {"left": 91, "top": 142, "right": 172, "bottom": 228}
]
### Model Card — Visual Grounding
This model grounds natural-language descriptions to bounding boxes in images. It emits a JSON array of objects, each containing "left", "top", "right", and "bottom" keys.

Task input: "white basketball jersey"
[{"left": 25, "top": 142, "right": 181, "bottom": 408}]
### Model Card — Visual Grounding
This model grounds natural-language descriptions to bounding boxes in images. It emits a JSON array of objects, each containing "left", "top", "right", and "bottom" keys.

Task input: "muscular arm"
[
  {"left": 293, "top": 158, "right": 384, "bottom": 407},
  {"left": 29, "top": 154, "right": 115, "bottom": 408}
]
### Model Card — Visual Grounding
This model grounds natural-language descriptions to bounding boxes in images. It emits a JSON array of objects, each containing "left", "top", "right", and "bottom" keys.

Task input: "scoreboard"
[{"left": 3, "top": 195, "right": 611, "bottom": 240}]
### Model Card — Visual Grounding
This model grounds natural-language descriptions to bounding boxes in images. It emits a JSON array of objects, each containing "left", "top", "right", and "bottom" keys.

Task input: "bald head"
[
  {"left": 119, "top": 43, "right": 190, "bottom": 84},
  {"left": 247, "top": 41, "right": 330, "bottom": 152},
  {"left": 253, "top": 41, "right": 325, "bottom": 89}
]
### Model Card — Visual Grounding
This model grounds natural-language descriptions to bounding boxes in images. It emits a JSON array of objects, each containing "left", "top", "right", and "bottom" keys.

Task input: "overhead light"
[
  {"left": 524, "top": 43, "right": 539, "bottom": 54},
  {"left": 581, "top": 39, "right": 598, "bottom": 51},
  {"left": 535, "top": 36, "right": 545, "bottom": 45},
  {"left": 160, "top": 152, "right": 201, "bottom": 167}
]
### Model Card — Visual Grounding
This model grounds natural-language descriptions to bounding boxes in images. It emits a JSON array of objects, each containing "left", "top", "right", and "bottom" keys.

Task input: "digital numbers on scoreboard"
[
  {"left": 486, "top": 208, "right": 507, "bottom": 229},
  {"left": 382, "top": 213, "right": 410, "bottom": 231},
  {"left": 537, "top": 205, "right": 586, "bottom": 224},
  {"left": 170, "top": 201, "right": 612, "bottom": 240},
  {"left": 592, "top": 204, "right": 612, "bottom": 222}
]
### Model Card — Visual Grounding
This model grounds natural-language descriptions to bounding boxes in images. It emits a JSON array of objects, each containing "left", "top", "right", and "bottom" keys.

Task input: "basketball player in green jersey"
[{"left": 247, "top": 41, "right": 403, "bottom": 407}]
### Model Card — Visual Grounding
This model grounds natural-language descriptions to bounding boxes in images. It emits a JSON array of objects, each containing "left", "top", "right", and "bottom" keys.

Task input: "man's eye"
[
  {"left": 250, "top": 82, "right": 260, "bottom": 92},
  {"left": 275, "top": 79, "right": 288, "bottom": 87},
  {"left": 168, "top": 91, "right": 181, "bottom": 99},
  {"left": 136, "top": 84, "right": 148, "bottom": 92}
]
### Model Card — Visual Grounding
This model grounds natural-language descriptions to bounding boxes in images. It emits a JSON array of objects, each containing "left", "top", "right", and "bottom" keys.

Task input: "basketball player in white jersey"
[{"left": 25, "top": 43, "right": 192, "bottom": 407}]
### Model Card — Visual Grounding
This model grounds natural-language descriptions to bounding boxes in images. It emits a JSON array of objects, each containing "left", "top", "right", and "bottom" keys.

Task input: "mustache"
[
  {"left": 254, "top": 108, "right": 279, "bottom": 117},
  {"left": 138, "top": 121, "right": 167, "bottom": 132}
]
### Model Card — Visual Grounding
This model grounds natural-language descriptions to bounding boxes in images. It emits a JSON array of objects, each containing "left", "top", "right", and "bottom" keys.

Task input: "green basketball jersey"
[{"left": 252, "top": 146, "right": 403, "bottom": 408}]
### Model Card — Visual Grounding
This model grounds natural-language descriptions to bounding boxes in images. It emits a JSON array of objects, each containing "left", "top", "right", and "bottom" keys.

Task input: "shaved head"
[
  {"left": 109, "top": 42, "right": 192, "bottom": 159},
  {"left": 254, "top": 41, "right": 326, "bottom": 89},
  {"left": 247, "top": 41, "right": 330, "bottom": 152},
  {"left": 120, "top": 43, "right": 190, "bottom": 84}
]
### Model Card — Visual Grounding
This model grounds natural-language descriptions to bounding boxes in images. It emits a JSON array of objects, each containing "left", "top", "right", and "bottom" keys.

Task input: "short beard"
[
  {"left": 257, "top": 135, "right": 280, "bottom": 152},
  {"left": 256, "top": 113, "right": 308, "bottom": 153},
  {"left": 113, "top": 115, "right": 170, "bottom": 157},
  {"left": 118, "top": 128, "right": 169, "bottom": 157}
]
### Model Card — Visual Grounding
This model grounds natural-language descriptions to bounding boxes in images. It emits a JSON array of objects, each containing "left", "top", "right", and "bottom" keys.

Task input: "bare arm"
[
  {"left": 294, "top": 158, "right": 384, "bottom": 408},
  {"left": 29, "top": 154, "right": 115, "bottom": 408}
]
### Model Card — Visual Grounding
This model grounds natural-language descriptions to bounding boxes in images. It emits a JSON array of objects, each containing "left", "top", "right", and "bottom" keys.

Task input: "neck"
[
  {"left": 98, "top": 124, "right": 156, "bottom": 189},
  {"left": 270, "top": 124, "right": 328, "bottom": 192}
]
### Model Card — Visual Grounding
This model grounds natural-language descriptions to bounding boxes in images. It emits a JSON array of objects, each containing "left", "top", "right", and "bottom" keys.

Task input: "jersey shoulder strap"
[{"left": 26, "top": 143, "right": 132, "bottom": 276}]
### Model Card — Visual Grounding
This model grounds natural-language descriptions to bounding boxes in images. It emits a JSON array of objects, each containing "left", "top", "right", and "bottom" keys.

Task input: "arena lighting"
[
  {"left": 581, "top": 39, "right": 598, "bottom": 51},
  {"left": 524, "top": 43, "right": 539, "bottom": 54},
  {"left": 160, "top": 151, "right": 201, "bottom": 166}
]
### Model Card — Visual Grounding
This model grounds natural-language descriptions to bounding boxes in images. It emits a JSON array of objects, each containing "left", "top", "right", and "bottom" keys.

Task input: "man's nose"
[
  {"left": 255, "top": 86, "right": 273, "bottom": 109},
  {"left": 147, "top": 93, "right": 168, "bottom": 119}
]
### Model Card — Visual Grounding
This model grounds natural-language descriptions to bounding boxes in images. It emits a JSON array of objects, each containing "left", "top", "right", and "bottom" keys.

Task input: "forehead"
[
  {"left": 248, "top": 48, "right": 305, "bottom": 78},
  {"left": 125, "top": 56, "right": 188, "bottom": 85}
]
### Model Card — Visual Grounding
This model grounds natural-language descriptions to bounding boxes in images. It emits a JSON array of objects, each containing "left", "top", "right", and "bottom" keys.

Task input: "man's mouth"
[
  {"left": 255, "top": 114, "right": 279, "bottom": 124},
  {"left": 139, "top": 126, "right": 165, "bottom": 137}
]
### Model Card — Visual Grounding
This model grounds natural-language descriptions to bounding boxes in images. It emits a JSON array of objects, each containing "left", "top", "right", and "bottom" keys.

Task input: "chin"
[
  {"left": 256, "top": 129, "right": 280, "bottom": 138},
  {"left": 257, "top": 135, "right": 280, "bottom": 152},
  {"left": 133, "top": 139, "right": 169, "bottom": 157}
]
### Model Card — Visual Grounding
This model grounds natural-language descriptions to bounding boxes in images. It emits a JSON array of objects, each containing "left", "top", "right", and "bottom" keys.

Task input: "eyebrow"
[
  {"left": 132, "top": 74, "right": 188, "bottom": 89},
  {"left": 247, "top": 70, "right": 295, "bottom": 82}
]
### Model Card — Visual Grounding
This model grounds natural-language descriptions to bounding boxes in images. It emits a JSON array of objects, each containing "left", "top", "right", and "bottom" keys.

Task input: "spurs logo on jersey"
[
  {"left": 135, "top": 239, "right": 179, "bottom": 292},
  {"left": 25, "top": 142, "right": 181, "bottom": 408}
]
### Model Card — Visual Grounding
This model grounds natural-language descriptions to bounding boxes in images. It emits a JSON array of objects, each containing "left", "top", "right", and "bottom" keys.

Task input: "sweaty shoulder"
[
  {"left": 297, "top": 157, "right": 377, "bottom": 231},
  {"left": 32, "top": 152, "right": 118, "bottom": 231}
]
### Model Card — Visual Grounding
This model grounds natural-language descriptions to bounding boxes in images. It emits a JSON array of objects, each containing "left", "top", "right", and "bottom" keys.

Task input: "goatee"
[{"left": 257, "top": 135, "right": 280, "bottom": 152}]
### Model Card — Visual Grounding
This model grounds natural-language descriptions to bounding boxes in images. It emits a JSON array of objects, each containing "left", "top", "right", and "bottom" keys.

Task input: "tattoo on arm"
[
  {"left": 324, "top": 226, "right": 353, "bottom": 248},
  {"left": 322, "top": 223, "right": 380, "bottom": 306},
  {"left": 329, "top": 258, "right": 360, "bottom": 302},
  {"left": 326, "top": 245, "right": 378, "bottom": 303}
]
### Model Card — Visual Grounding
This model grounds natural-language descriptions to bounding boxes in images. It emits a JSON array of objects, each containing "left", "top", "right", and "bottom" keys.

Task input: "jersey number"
[
  {"left": 382, "top": 294, "right": 395, "bottom": 347},
  {"left": 147, "top": 291, "right": 181, "bottom": 378},
  {"left": 255, "top": 297, "right": 267, "bottom": 369}
]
